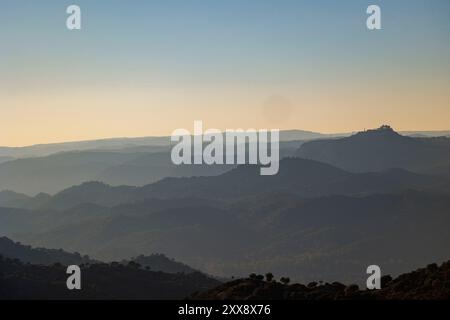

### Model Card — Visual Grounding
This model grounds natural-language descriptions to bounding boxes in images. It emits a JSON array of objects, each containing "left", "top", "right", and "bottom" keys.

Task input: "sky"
[{"left": 1, "top": 0, "right": 449, "bottom": 146}]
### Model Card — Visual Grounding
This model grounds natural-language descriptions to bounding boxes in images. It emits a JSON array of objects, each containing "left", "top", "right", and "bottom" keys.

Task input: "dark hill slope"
[
  {"left": 0, "top": 255, "right": 220, "bottom": 300},
  {"left": 192, "top": 260, "right": 450, "bottom": 300}
]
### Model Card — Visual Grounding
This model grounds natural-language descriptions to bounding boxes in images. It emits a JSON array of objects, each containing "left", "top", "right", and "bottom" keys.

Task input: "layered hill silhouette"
[
  {"left": 0, "top": 142, "right": 303, "bottom": 195},
  {"left": 1, "top": 126, "right": 449, "bottom": 290},
  {"left": 296, "top": 126, "right": 450, "bottom": 174},
  {"left": 1, "top": 126, "right": 449, "bottom": 195},
  {"left": 0, "top": 236, "right": 94, "bottom": 266},
  {"left": 7, "top": 157, "right": 445, "bottom": 211},
  {"left": 1, "top": 237, "right": 448, "bottom": 300},
  {"left": 192, "top": 260, "right": 450, "bottom": 300},
  {"left": 0, "top": 130, "right": 337, "bottom": 195},
  {"left": 2, "top": 255, "right": 449, "bottom": 300},
  {"left": 0, "top": 150, "right": 233, "bottom": 195},
  {"left": 1, "top": 128, "right": 447, "bottom": 159},
  {"left": 3, "top": 190, "right": 449, "bottom": 284},
  {"left": 138, "top": 158, "right": 446, "bottom": 200},
  {"left": 0, "top": 254, "right": 220, "bottom": 300},
  {"left": 0, "top": 190, "right": 33, "bottom": 208},
  {"left": 0, "top": 130, "right": 334, "bottom": 160},
  {"left": 0, "top": 236, "right": 205, "bottom": 276}
]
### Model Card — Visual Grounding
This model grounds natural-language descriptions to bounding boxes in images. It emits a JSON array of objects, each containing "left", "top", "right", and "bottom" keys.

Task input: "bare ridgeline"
[{"left": 1, "top": 126, "right": 450, "bottom": 299}]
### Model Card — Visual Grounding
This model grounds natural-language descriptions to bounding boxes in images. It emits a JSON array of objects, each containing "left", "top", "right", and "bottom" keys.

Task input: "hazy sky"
[{"left": 1, "top": 0, "right": 449, "bottom": 146}]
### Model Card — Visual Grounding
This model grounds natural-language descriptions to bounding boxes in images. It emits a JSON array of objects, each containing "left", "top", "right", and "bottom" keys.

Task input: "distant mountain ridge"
[
  {"left": 2, "top": 128, "right": 448, "bottom": 159},
  {"left": 296, "top": 126, "right": 450, "bottom": 174},
  {"left": 0, "top": 130, "right": 326, "bottom": 159},
  {"left": 1, "top": 127, "right": 449, "bottom": 195},
  {"left": 13, "top": 157, "right": 444, "bottom": 211},
  {"left": 0, "top": 150, "right": 233, "bottom": 195},
  {"left": 0, "top": 136, "right": 171, "bottom": 158},
  {"left": 5, "top": 190, "right": 449, "bottom": 284},
  {"left": 0, "top": 126, "right": 449, "bottom": 286},
  {"left": 0, "top": 140, "right": 299, "bottom": 195}
]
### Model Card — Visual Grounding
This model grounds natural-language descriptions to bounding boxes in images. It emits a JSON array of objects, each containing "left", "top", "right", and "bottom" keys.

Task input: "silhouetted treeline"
[
  {"left": 0, "top": 255, "right": 220, "bottom": 300},
  {"left": 128, "top": 254, "right": 198, "bottom": 274},
  {"left": 192, "top": 261, "right": 450, "bottom": 300}
]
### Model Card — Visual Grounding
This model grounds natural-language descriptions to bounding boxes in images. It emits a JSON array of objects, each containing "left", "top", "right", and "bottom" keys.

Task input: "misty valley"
[
  {"left": 1, "top": 126, "right": 450, "bottom": 301},
  {"left": 2, "top": 0, "right": 450, "bottom": 308}
]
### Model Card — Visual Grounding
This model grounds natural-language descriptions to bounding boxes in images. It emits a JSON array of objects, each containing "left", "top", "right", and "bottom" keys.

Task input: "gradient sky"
[{"left": 1, "top": 0, "right": 449, "bottom": 146}]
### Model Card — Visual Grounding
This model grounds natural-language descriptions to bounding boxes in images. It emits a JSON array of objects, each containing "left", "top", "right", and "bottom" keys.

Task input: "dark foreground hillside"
[
  {"left": 1, "top": 253, "right": 449, "bottom": 300},
  {"left": 0, "top": 255, "right": 220, "bottom": 300},
  {"left": 192, "top": 261, "right": 450, "bottom": 300}
]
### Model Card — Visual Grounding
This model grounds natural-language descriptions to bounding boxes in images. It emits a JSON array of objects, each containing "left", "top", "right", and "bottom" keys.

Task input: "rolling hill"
[
  {"left": 0, "top": 236, "right": 204, "bottom": 275},
  {"left": 21, "top": 157, "right": 447, "bottom": 211},
  {"left": 0, "top": 255, "right": 220, "bottom": 300},
  {"left": 4, "top": 190, "right": 449, "bottom": 285},
  {"left": 0, "top": 128, "right": 449, "bottom": 286},
  {"left": 192, "top": 260, "right": 450, "bottom": 300},
  {"left": 296, "top": 126, "right": 450, "bottom": 174}
]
